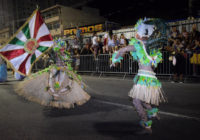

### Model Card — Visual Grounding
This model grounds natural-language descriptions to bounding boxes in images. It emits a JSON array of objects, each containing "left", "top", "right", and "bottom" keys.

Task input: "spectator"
[
  {"left": 124, "top": 38, "right": 129, "bottom": 47},
  {"left": 168, "top": 26, "right": 180, "bottom": 47},
  {"left": 98, "top": 35, "right": 104, "bottom": 54},
  {"left": 180, "top": 27, "right": 190, "bottom": 49},
  {"left": 191, "top": 24, "right": 200, "bottom": 41},
  {"left": 113, "top": 34, "right": 119, "bottom": 51},
  {"left": 171, "top": 38, "right": 185, "bottom": 83},
  {"left": 107, "top": 30, "right": 115, "bottom": 54},
  {"left": 181, "top": 26, "right": 189, "bottom": 39},
  {"left": 72, "top": 36, "right": 80, "bottom": 51},
  {"left": 172, "top": 38, "right": 184, "bottom": 52},
  {"left": 80, "top": 38, "right": 93, "bottom": 55},
  {"left": 76, "top": 26, "right": 82, "bottom": 40},
  {"left": 91, "top": 32, "right": 99, "bottom": 59},
  {"left": 190, "top": 24, "right": 200, "bottom": 49},
  {"left": 74, "top": 49, "right": 80, "bottom": 71},
  {"left": 193, "top": 39, "right": 200, "bottom": 53},
  {"left": 103, "top": 32, "right": 109, "bottom": 54},
  {"left": 65, "top": 40, "right": 71, "bottom": 51},
  {"left": 191, "top": 39, "right": 200, "bottom": 75},
  {"left": 119, "top": 33, "right": 127, "bottom": 48}
]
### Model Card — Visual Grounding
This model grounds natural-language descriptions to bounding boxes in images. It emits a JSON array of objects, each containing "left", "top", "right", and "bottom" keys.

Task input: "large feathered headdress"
[{"left": 134, "top": 18, "right": 168, "bottom": 50}]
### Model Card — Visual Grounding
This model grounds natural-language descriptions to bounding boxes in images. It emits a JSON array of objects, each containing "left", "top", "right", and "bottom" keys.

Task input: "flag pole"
[{"left": 36, "top": 5, "right": 39, "bottom": 10}]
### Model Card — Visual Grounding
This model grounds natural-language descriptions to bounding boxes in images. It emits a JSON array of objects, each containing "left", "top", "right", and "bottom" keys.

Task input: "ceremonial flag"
[{"left": 0, "top": 9, "right": 53, "bottom": 76}]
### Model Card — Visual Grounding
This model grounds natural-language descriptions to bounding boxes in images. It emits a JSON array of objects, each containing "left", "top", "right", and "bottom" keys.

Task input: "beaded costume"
[
  {"left": 14, "top": 39, "right": 90, "bottom": 108},
  {"left": 112, "top": 18, "right": 167, "bottom": 133}
]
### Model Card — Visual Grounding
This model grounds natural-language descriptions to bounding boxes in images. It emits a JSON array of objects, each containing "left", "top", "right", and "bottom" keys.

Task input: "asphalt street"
[{"left": 0, "top": 73, "right": 200, "bottom": 140}]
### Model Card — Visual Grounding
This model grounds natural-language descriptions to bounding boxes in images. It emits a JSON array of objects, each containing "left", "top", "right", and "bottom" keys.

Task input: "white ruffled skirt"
[
  {"left": 14, "top": 68, "right": 90, "bottom": 108},
  {"left": 129, "top": 70, "right": 167, "bottom": 106}
]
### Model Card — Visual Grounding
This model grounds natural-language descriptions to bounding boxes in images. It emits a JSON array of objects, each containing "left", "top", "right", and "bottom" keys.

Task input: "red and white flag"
[{"left": 0, "top": 9, "right": 53, "bottom": 76}]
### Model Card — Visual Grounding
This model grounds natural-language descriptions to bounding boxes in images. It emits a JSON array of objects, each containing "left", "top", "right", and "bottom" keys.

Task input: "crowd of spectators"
[
  {"left": 166, "top": 24, "right": 200, "bottom": 54},
  {"left": 66, "top": 24, "right": 200, "bottom": 58},
  {"left": 54, "top": 24, "right": 200, "bottom": 78},
  {"left": 64, "top": 30, "right": 129, "bottom": 70},
  {"left": 166, "top": 24, "right": 200, "bottom": 82},
  {"left": 65, "top": 30, "right": 129, "bottom": 56},
  {"left": 80, "top": 31, "right": 128, "bottom": 57}
]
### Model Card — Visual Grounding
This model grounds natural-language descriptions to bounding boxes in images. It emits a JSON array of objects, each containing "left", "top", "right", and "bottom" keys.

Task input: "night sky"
[
  {"left": 86, "top": 0, "right": 190, "bottom": 25},
  {"left": 52, "top": 0, "right": 200, "bottom": 25}
]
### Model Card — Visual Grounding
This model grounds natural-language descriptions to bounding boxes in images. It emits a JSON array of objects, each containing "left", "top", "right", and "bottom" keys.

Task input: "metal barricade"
[
  {"left": 76, "top": 51, "right": 199, "bottom": 76},
  {"left": 79, "top": 55, "right": 96, "bottom": 72},
  {"left": 32, "top": 51, "right": 199, "bottom": 77},
  {"left": 97, "top": 54, "right": 130, "bottom": 74},
  {"left": 155, "top": 51, "right": 172, "bottom": 75},
  {"left": 185, "top": 53, "right": 193, "bottom": 76}
]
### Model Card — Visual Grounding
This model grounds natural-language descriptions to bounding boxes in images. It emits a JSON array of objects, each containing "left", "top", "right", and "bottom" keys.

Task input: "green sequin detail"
[
  {"left": 133, "top": 75, "right": 161, "bottom": 87},
  {"left": 129, "top": 38, "right": 162, "bottom": 67}
]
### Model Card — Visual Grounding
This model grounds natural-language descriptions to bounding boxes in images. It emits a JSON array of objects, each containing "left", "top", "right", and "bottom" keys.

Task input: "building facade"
[
  {"left": 0, "top": 1, "right": 105, "bottom": 44},
  {"left": 0, "top": 28, "right": 10, "bottom": 46},
  {"left": 0, "top": 0, "right": 56, "bottom": 45},
  {"left": 41, "top": 5, "right": 106, "bottom": 38}
]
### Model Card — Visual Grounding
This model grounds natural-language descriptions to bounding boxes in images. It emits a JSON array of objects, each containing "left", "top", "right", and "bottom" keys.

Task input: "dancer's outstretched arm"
[{"left": 111, "top": 45, "right": 135, "bottom": 66}]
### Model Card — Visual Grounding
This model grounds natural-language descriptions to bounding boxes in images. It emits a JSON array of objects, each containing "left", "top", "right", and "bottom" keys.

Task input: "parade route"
[{"left": 0, "top": 74, "right": 200, "bottom": 140}]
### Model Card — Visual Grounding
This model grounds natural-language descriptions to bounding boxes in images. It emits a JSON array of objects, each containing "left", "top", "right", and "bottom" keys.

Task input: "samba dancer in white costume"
[{"left": 15, "top": 39, "right": 90, "bottom": 108}]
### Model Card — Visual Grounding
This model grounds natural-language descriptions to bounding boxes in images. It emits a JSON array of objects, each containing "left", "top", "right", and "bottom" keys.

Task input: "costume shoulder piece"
[
  {"left": 130, "top": 38, "right": 162, "bottom": 67},
  {"left": 129, "top": 17, "right": 167, "bottom": 67}
]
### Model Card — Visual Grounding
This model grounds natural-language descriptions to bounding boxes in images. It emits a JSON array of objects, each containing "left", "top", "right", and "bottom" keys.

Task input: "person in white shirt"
[
  {"left": 120, "top": 33, "right": 127, "bottom": 48},
  {"left": 91, "top": 32, "right": 99, "bottom": 59},
  {"left": 107, "top": 30, "right": 116, "bottom": 54},
  {"left": 103, "top": 32, "right": 109, "bottom": 53}
]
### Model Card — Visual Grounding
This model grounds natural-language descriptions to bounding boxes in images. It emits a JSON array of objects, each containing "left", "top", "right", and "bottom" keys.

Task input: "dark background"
[{"left": 51, "top": 0, "right": 200, "bottom": 25}]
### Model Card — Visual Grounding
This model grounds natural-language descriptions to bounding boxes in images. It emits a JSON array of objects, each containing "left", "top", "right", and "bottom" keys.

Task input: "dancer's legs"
[
  {"left": 133, "top": 98, "right": 148, "bottom": 121},
  {"left": 143, "top": 102, "right": 159, "bottom": 120},
  {"left": 133, "top": 98, "right": 152, "bottom": 134},
  {"left": 142, "top": 102, "right": 152, "bottom": 110}
]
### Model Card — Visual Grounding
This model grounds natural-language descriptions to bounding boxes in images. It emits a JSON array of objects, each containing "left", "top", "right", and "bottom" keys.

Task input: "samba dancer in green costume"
[
  {"left": 15, "top": 39, "right": 90, "bottom": 108},
  {"left": 111, "top": 18, "right": 167, "bottom": 134}
]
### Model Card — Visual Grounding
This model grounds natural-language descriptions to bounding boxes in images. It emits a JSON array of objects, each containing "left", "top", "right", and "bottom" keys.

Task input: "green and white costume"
[
  {"left": 15, "top": 39, "right": 90, "bottom": 108},
  {"left": 112, "top": 38, "right": 166, "bottom": 106},
  {"left": 112, "top": 18, "right": 167, "bottom": 132}
]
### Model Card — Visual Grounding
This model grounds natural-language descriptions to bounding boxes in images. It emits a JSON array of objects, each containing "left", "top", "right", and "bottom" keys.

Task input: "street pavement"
[{"left": 0, "top": 73, "right": 200, "bottom": 140}]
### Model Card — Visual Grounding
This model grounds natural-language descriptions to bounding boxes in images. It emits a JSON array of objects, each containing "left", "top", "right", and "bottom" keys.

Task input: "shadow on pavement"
[
  {"left": 0, "top": 83, "right": 11, "bottom": 85},
  {"left": 42, "top": 99, "right": 119, "bottom": 117},
  {"left": 6, "top": 79, "right": 23, "bottom": 82},
  {"left": 94, "top": 121, "right": 141, "bottom": 138}
]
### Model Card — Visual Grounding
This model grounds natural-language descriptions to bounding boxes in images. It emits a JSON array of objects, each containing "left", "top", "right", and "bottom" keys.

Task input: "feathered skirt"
[
  {"left": 129, "top": 70, "right": 166, "bottom": 106},
  {"left": 14, "top": 66, "right": 90, "bottom": 108}
]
